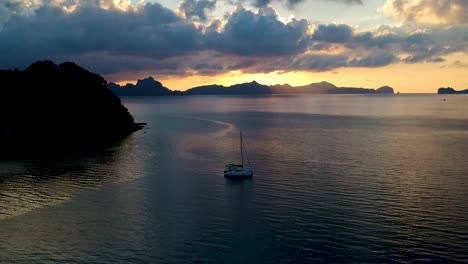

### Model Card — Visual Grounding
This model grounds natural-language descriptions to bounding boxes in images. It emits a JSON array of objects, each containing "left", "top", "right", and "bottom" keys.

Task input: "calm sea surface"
[{"left": 1, "top": 94, "right": 468, "bottom": 263}]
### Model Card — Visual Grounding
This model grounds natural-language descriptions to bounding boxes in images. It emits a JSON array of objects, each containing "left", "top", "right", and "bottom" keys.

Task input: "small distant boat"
[{"left": 224, "top": 130, "right": 253, "bottom": 179}]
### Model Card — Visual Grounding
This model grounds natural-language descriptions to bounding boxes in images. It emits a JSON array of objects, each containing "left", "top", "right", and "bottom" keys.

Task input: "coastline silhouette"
[
  {"left": 438, "top": 87, "right": 468, "bottom": 94},
  {"left": 0, "top": 60, "right": 144, "bottom": 158},
  {"left": 108, "top": 79, "right": 395, "bottom": 96}
]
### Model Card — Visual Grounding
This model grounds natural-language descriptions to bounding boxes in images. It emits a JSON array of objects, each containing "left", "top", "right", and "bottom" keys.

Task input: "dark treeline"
[{"left": 0, "top": 60, "right": 143, "bottom": 157}]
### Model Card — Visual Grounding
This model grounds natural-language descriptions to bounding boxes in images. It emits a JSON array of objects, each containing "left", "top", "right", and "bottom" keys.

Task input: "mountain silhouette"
[
  {"left": 270, "top": 81, "right": 337, "bottom": 94},
  {"left": 376, "top": 86, "right": 394, "bottom": 93},
  {"left": 108, "top": 77, "right": 172, "bottom": 96},
  {"left": 109, "top": 78, "right": 394, "bottom": 96},
  {"left": 184, "top": 81, "right": 271, "bottom": 95},
  {"left": 438, "top": 87, "right": 468, "bottom": 94},
  {"left": 0, "top": 60, "right": 143, "bottom": 157}
]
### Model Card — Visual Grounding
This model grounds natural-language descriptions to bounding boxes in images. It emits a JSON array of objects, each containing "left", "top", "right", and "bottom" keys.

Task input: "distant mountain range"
[
  {"left": 438, "top": 87, "right": 468, "bottom": 94},
  {"left": 108, "top": 77, "right": 172, "bottom": 96},
  {"left": 108, "top": 78, "right": 395, "bottom": 96}
]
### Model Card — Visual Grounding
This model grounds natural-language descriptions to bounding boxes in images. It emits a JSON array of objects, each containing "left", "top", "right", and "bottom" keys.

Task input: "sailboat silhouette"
[{"left": 224, "top": 130, "right": 253, "bottom": 178}]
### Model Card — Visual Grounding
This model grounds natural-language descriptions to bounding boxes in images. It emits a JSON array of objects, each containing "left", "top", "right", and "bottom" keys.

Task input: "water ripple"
[{"left": 1, "top": 95, "right": 468, "bottom": 263}]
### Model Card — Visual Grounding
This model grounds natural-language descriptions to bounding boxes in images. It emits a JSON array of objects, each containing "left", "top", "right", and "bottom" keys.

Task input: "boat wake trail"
[
  {"left": 184, "top": 116, "right": 235, "bottom": 137},
  {"left": 173, "top": 116, "right": 236, "bottom": 161}
]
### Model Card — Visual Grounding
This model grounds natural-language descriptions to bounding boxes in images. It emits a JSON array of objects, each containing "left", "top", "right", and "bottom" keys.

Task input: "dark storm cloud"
[
  {"left": 205, "top": 7, "right": 310, "bottom": 56},
  {"left": 0, "top": 1, "right": 466, "bottom": 76},
  {"left": 178, "top": 0, "right": 216, "bottom": 21},
  {"left": 248, "top": 24, "right": 467, "bottom": 72},
  {"left": 0, "top": 2, "right": 202, "bottom": 70},
  {"left": 312, "top": 24, "right": 354, "bottom": 43},
  {"left": 348, "top": 51, "right": 396, "bottom": 67},
  {"left": 227, "top": 59, "right": 257, "bottom": 70},
  {"left": 67, "top": 53, "right": 180, "bottom": 75},
  {"left": 250, "top": 51, "right": 397, "bottom": 72},
  {"left": 290, "top": 54, "right": 348, "bottom": 71},
  {"left": 0, "top": 5, "right": 11, "bottom": 30},
  {"left": 252, "top": 0, "right": 271, "bottom": 8},
  {"left": 347, "top": 26, "right": 468, "bottom": 63}
]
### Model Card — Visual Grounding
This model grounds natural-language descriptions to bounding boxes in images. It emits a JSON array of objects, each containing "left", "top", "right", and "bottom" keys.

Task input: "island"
[
  {"left": 0, "top": 60, "right": 144, "bottom": 157},
  {"left": 108, "top": 77, "right": 172, "bottom": 96},
  {"left": 438, "top": 87, "right": 468, "bottom": 94},
  {"left": 109, "top": 78, "right": 394, "bottom": 96}
]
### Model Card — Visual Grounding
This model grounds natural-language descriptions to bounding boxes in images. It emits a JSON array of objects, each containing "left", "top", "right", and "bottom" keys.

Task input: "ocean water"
[{"left": 1, "top": 94, "right": 468, "bottom": 263}]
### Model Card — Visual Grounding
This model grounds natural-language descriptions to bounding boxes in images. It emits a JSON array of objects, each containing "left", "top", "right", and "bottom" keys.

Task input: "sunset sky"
[{"left": 0, "top": 0, "right": 467, "bottom": 92}]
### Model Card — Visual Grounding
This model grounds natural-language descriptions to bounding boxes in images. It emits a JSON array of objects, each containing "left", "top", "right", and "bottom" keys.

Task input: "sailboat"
[{"left": 224, "top": 130, "right": 253, "bottom": 178}]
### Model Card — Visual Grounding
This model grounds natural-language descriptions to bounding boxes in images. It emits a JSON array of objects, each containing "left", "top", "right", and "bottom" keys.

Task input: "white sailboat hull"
[{"left": 224, "top": 168, "right": 253, "bottom": 178}]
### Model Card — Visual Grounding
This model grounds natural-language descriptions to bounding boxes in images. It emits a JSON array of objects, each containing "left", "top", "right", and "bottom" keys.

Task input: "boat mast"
[{"left": 240, "top": 130, "right": 243, "bottom": 166}]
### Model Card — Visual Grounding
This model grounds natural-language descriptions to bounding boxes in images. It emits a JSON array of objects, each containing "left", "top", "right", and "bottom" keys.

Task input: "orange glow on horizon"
[{"left": 108, "top": 53, "right": 468, "bottom": 93}]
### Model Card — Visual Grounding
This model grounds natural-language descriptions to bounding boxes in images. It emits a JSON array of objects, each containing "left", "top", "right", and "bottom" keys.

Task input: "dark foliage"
[{"left": 0, "top": 60, "right": 143, "bottom": 157}]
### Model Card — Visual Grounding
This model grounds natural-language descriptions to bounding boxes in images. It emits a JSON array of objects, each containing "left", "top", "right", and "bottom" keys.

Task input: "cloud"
[
  {"left": 312, "top": 24, "right": 354, "bottom": 43},
  {"left": 251, "top": 0, "right": 362, "bottom": 8},
  {"left": 205, "top": 7, "right": 310, "bottom": 56},
  {"left": 252, "top": 0, "right": 271, "bottom": 8},
  {"left": 383, "top": 0, "right": 468, "bottom": 25},
  {"left": 453, "top": 60, "right": 468, "bottom": 68},
  {"left": 3, "top": 0, "right": 135, "bottom": 14},
  {"left": 290, "top": 54, "right": 348, "bottom": 71},
  {"left": 350, "top": 25, "right": 468, "bottom": 63},
  {"left": 330, "top": 0, "right": 362, "bottom": 4},
  {"left": 0, "top": 5, "right": 11, "bottom": 30},
  {"left": 178, "top": 0, "right": 216, "bottom": 21},
  {"left": 2, "top": 0, "right": 43, "bottom": 15},
  {"left": 0, "top": 1, "right": 202, "bottom": 70},
  {"left": 348, "top": 51, "right": 396, "bottom": 67},
  {"left": 248, "top": 50, "right": 397, "bottom": 72},
  {"left": 0, "top": 0, "right": 466, "bottom": 78}
]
